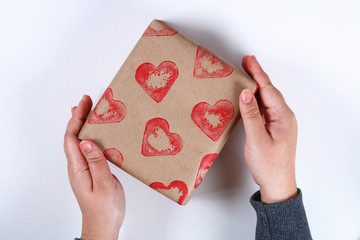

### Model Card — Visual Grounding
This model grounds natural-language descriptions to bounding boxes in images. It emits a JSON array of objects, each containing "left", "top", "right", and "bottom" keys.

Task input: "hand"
[
  {"left": 64, "top": 95, "right": 125, "bottom": 240},
  {"left": 239, "top": 56, "right": 298, "bottom": 204}
]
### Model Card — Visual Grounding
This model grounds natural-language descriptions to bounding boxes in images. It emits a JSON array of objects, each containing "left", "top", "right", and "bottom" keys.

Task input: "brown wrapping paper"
[{"left": 78, "top": 19, "right": 257, "bottom": 205}]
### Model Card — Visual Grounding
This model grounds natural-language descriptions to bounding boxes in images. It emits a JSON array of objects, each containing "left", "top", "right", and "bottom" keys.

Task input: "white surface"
[{"left": 1, "top": 0, "right": 359, "bottom": 239}]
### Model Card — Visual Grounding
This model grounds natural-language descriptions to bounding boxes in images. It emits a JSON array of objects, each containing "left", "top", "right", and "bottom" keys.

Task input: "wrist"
[
  {"left": 260, "top": 183, "right": 298, "bottom": 204},
  {"left": 81, "top": 218, "right": 119, "bottom": 240},
  {"left": 81, "top": 229, "right": 119, "bottom": 240}
]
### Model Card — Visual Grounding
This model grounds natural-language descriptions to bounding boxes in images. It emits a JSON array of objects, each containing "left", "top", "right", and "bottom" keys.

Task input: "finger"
[
  {"left": 64, "top": 95, "right": 92, "bottom": 152},
  {"left": 245, "top": 56, "right": 289, "bottom": 112},
  {"left": 245, "top": 55, "right": 272, "bottom": 88},
  {"left": 243, "top": 56, "right": 264, "bottom": 115},
  {"left": 71, "top": 106, "right": 77, "bottom": 114},
  {"left": 64, "top": 95, "right": 93, "bottom": 172},
  {"left": 79, "top": 140, "right": 114, "bottom": 191},
  {"left": 65, "top": 95, "right": 93, "bottom": 137},
  {"left": 239, "top": 89, "right": 269, "bottom": 143},
  {"left": 242, "top": 55, "right": 250, "bottom": 73}
]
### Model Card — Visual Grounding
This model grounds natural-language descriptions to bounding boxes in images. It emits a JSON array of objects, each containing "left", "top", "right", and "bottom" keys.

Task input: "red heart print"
[
  {"left": 149, "top": 180, "right": 188, "bottom": 205},
  {"left": 104, "top": 148, "right": 123, "bottom": 168},
  {"left": 88, "top": 88, "right": 127, "bottom": 124},
  {"left": 135, "top": 61, "right": 179, "bottom": 103},
  {"left": 194, "top": 153, "right": 218, "bottom": 189},
  {"left": 193, "top": 45, "right": 234, "bottom": 79},
  {"left": 142, "top": 20, "right": 178, "bottom": 37},
  {"left": 142, "top": 118, "right": 183, "bottom": 156},
  {"left": 191, "top": 100, "right": 234, "bottom": 141}
]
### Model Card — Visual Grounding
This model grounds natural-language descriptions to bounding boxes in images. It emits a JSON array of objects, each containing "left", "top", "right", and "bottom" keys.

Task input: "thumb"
[
  {"left": 239, "top": 89, "right": 268, "bottom": 142},
  {"left": 79, "top": 140, "right": 114, "bottom": 190}
]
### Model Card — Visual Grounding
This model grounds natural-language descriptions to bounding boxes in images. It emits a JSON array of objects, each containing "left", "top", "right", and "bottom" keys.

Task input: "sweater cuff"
[
  {"left": 250, "top": 188, "right": 302, "bottom": 208},
  {"left": 250, "top": 188, "right": 312, "bottom": 239}
]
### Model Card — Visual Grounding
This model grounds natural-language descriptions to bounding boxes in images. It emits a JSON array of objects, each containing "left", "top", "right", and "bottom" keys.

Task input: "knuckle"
[
  {"left": 63, "top": 134, "right": 72, "bottom": 149},
  {"left": 64, "top": 130, "right": 72, "bottom": 140},
  {"left": 289, "top": 110, "right": 296, "bottom": 119},
  {"left": 282, "top": 109, "right": 297, "bottom": 129},
  {"left": 254, "top": 69, "right": 271, "bottom": 82},
  {"left": 266, "top": 85, "right": 288, "bottom": 105},
  {"left": 264, "top": 83, "right": 278, "bottom": 94},
  {"left": 86, "top": 153, "right": 105, "bottom": 163},
  {"left": 63, "top": 139, "right": 69, "bottom": 152},
  {"left": 288, "top": 110, "right": 297, "bottom": 123},
  {"left": 72, "top": 167, "right": 89, "bottom": 178},
  {"left": 245, "top": 107, "right": 260, "bottom": 119},
  {"left": 272, "top": 87, "right": 281, "bottom": 96},
  {"left": 253, "top": 70, "right": 266, "bottom": 81},
  {"left": 276, "top": 89, "right": 285, "bottom": 102},
  {"left": 262, "top": 71, "right": 270, "bottom": 81}
]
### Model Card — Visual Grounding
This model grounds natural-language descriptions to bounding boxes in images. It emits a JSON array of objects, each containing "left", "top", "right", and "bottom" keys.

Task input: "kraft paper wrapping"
[{"left": 78, "top": 19, "right": 257, "bottom": 205}]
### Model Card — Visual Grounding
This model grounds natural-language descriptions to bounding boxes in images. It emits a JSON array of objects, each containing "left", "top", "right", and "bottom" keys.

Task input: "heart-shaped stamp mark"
[
  {"left": 142, "top": 118, "right": 183, "bottom": 156},
  {"left": 191, "top": 100, "right": 234, "bottom": 141},
  {"left": 142, "top": 20, "right": 178, "bottom": 37},
  {"left": 104, "top": 148, "right": 123, "bottom": 168},
  {"left": 135, "top": 61, "right": 179, "bottom": 103},
  {"left": 88, "top": 88, "right": 127, "bottom": 124},
  {"left": 149, "top": 180, "right": 188, "bottom": 205},
  {"left": 194, "top": 153, "right": 218, "bottom": 189},
  {"left": 193, "top": 45, "right": 234, "bottom": 79}
]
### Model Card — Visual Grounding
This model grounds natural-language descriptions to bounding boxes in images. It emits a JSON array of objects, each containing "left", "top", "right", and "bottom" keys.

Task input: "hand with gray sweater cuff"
[
  {"left": 250, "top": 188, "right": 312, "bottom": 240},
  {"left": 239, "top": 56, "right": 312, "bottom": 239},
  {"left": 239, "top": 56, "right": 298, "bottom": 204}
]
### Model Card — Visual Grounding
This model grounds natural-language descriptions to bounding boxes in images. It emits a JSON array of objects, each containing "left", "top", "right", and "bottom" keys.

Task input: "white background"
[{"left": 1, "top": 0, "right": 359, "bottom": 239}]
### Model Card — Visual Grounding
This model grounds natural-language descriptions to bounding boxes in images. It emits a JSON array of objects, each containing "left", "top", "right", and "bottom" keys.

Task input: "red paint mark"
[
  {"left": 254, "top": 84, "right": 260, "bottom": 94},
  {"left": 88, "top": 88, "right": 126, "bottom": 124},
  {"left": 193, "top": 45, "right": 234, "bottom": 79},
  {"left": 104, "top": 148, "right": 123, "bottom": 168},
  {"left": 149, "top": 180, "right": 188, "bottom": 205},
  {"left": 191, "top": 100, "right": 234, "bottom": 141},
  {"left": 142, "top": 118, "right": 183, "bottom": 156},
  {"left": 135, "top": 61, "right": 179, "bottom": 103},
  {"left": 194, "top": 153, "right": 218, "bottom": 189},
  {"left": 143, "top": 20, "right": 178, "bottom": 37}
]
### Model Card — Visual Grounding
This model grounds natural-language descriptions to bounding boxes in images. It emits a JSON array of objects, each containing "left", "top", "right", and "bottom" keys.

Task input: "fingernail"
[
  {"left": 71, "top": 106, "right": 77, "bottom": 114},
  {"left": 78, "top": 94, "right": 87, "bottom": 106},
  {"left": 241, "top": 89, "right": 253, "bottom": 104},
  {"left": 80, "top": 141, "right": 92, "bottom": 153}
]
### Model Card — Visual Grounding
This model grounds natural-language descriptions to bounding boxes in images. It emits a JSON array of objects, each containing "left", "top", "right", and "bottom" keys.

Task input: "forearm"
[{"left": 250, "top": 188, "right": 312, "bottom": 240}]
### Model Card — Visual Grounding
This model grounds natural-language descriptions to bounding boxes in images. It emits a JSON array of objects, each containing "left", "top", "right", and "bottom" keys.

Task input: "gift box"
[{"left": 78, "top": 19, "right": 257, "bottom": 205}]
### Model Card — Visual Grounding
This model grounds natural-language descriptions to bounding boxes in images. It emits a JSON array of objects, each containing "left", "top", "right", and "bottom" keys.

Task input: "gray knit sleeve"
[{"left": 250, "top": 188, "right": 312, "bottom": 240}]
